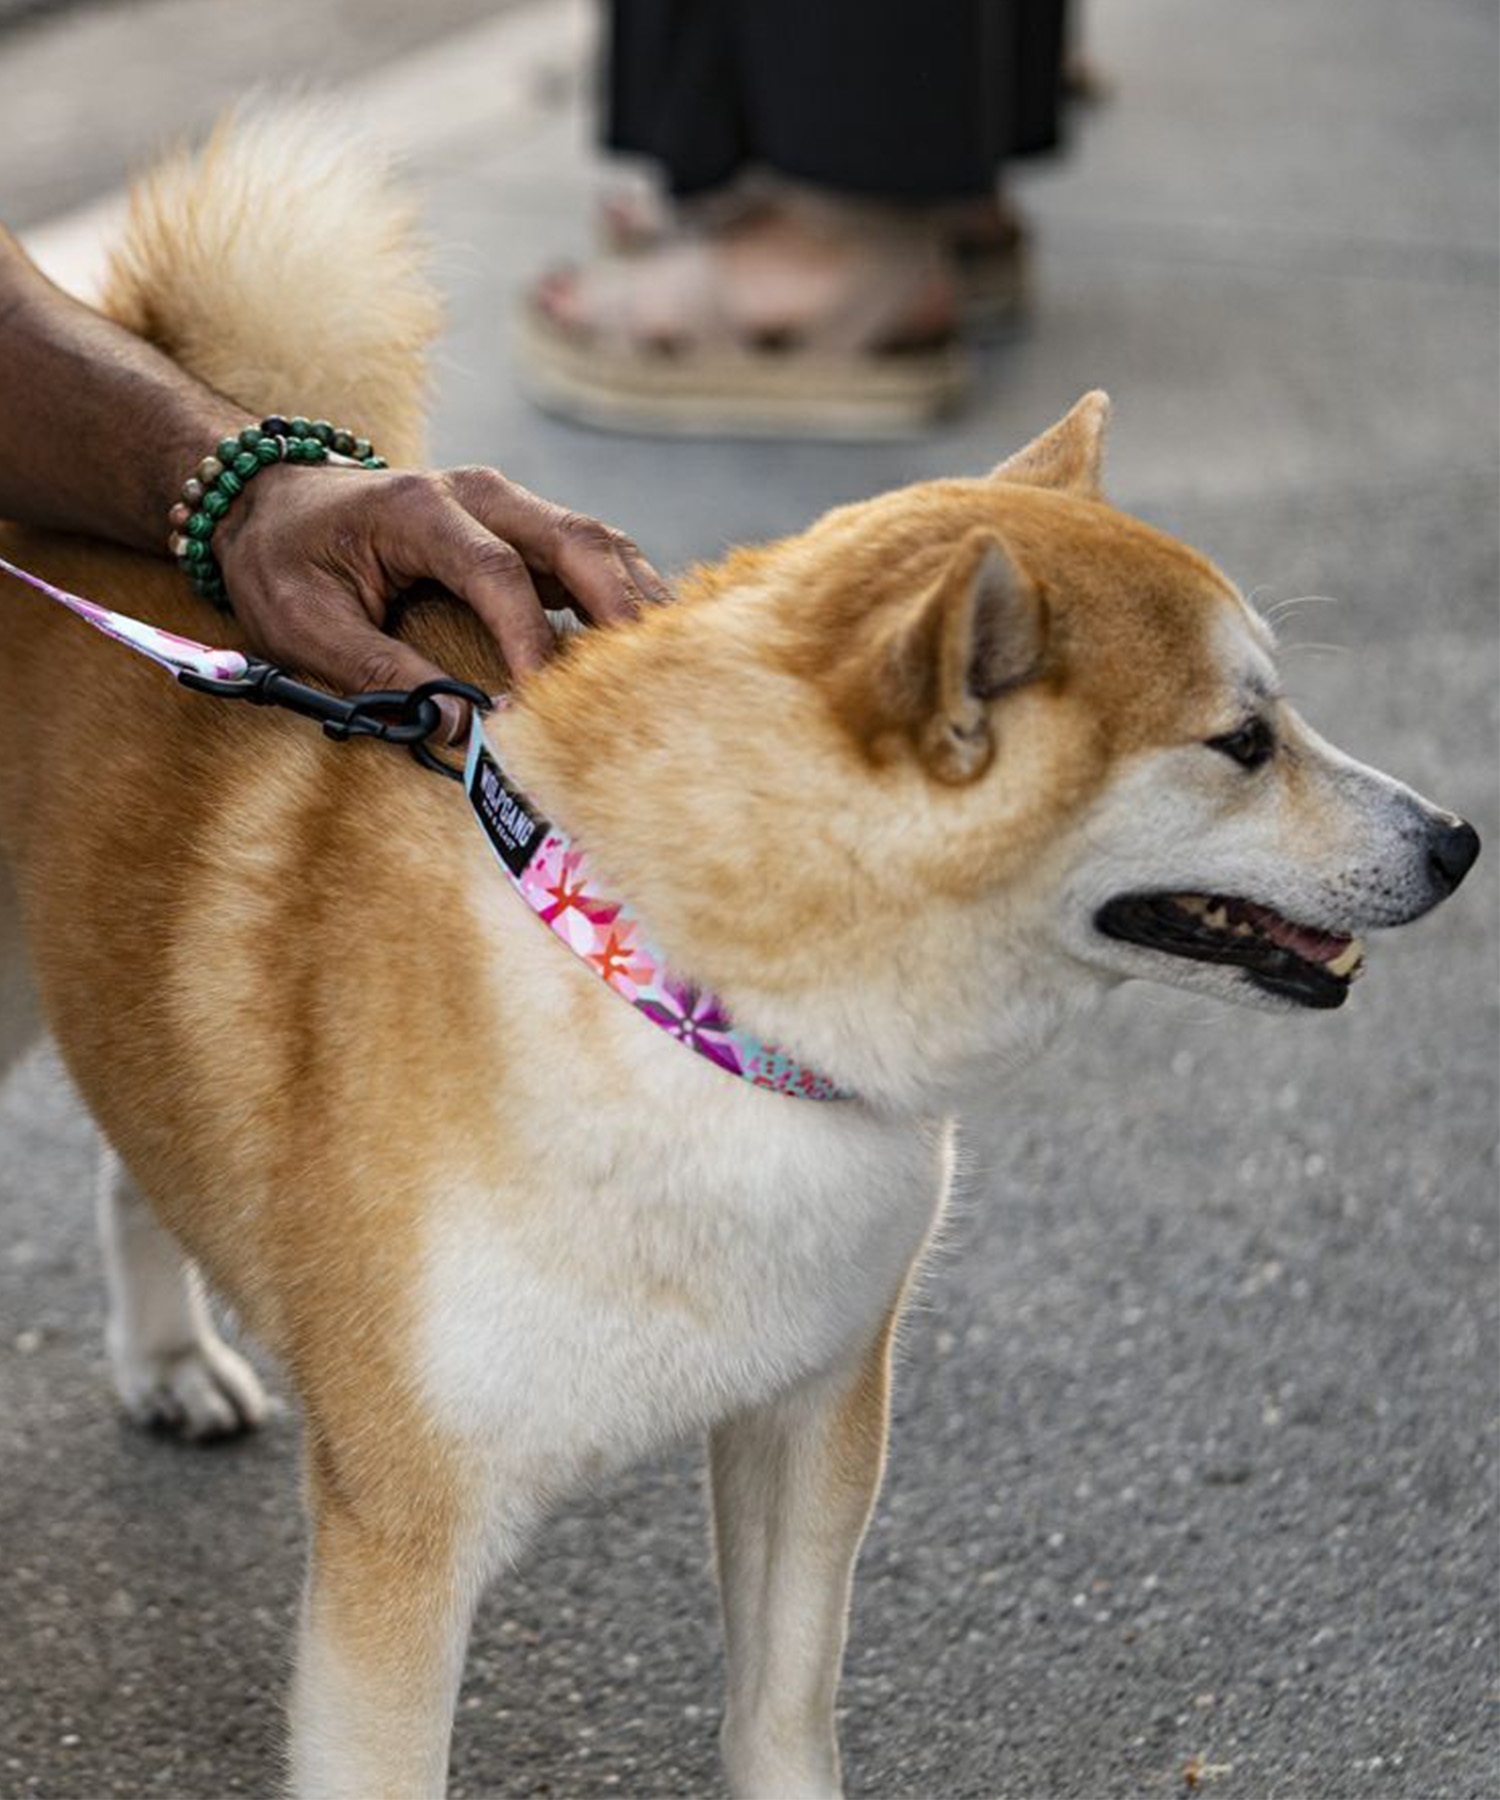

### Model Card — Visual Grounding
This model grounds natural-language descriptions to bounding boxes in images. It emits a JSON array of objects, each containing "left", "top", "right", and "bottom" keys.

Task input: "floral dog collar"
[{"left": 464, "top": 717, "right": 850, "bottom": 1101}]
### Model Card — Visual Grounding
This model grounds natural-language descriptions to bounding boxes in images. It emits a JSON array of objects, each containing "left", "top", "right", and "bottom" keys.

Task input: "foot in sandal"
[
  {"left": 600, "top": 182, "right": 1033, "bottom": 333},
  {"left": 516, "top": 196, "right": 972, "bottom": 439}
]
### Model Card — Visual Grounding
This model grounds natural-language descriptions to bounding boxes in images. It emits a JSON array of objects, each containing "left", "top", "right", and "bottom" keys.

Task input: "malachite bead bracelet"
[{"left": 168, "top": 416, "right": 386, "bottom": 607}]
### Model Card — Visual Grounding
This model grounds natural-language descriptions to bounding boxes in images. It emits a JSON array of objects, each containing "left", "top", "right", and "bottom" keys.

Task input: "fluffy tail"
[{"left": 100, "top": 102, "right": 441, "bottom": 466}]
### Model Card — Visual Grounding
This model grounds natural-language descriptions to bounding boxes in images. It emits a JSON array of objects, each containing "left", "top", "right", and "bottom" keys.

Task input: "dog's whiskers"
[
  {"left": 1280, "top": 641, "right": 1351, "bottom": 659},
  {"left": 1262, "top": 592, "right": 1344, "bottom": 631}
]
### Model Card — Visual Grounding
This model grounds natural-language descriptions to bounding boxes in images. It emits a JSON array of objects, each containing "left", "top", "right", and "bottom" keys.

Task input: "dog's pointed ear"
[
  {"left": 990, "top": 390, "right": 1110, "bottom": 498},
  {"left": 887, "top": 529, "right": 1048, "bottom": 784}
]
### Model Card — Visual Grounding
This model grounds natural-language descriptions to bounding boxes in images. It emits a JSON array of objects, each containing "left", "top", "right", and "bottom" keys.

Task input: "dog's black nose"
[{"left": 1428, "top": 818, "right": 1481, "bottom": 895}]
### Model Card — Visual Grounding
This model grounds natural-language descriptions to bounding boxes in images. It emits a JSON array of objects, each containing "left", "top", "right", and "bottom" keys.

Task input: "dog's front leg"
[
  {"left": 288, "top": 1454, "right": 480, "bottom": 1800},
  {"left": 710, "top": 1311, "right": 896, "bottom": 1800}
]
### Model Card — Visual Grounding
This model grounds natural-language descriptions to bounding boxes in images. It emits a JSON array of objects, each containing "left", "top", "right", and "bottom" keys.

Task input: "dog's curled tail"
[{"left": 101, "top": 101, "right": 441, "bottom": 466}]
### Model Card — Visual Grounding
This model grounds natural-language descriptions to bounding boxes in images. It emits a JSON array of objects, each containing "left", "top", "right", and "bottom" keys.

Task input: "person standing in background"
[{"left": 519, "top": 0, "right": 1072, "bottom": 436}]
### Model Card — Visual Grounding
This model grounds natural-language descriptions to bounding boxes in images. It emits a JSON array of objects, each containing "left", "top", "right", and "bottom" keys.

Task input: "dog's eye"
[{"left": 1207, "top": 717, "right": 1274, "bottom": 770}]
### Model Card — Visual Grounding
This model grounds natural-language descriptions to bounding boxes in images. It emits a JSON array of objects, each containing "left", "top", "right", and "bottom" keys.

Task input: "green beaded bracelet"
[{"left": 167, "top": 415, "right": 387, "bottom": 607}]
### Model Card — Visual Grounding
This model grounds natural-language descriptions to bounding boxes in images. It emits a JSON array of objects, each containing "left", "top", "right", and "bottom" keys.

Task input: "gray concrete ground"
[{"left": 1, "top": 1, "right": 1497, "bottom": 1796}]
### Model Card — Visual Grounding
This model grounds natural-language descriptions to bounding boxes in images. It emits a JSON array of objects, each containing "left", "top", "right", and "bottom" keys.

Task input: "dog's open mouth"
[{"left": 1096, "top": 892, "right": 1366, "bottom": 1008}]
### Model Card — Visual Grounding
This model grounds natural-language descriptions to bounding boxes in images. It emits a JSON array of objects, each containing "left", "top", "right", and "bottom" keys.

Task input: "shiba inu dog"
[{"left": 0, "top": 116, "right": 1479, "bottom": 1799}]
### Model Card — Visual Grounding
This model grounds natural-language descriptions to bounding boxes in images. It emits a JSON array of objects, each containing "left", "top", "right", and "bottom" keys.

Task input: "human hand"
[{"left": 213, "top": 462, "right": 671, "bottom": 734}]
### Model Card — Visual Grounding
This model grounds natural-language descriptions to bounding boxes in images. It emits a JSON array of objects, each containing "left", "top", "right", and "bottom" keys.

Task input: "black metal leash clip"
[{"left": 177, "top": 662, "right": 491, "bottom": 782}]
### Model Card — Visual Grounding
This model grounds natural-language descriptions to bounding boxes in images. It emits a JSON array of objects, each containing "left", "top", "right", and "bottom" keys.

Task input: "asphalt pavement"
[{"left": 0, "top": 1, "right": 1496, "bottom": 1796}]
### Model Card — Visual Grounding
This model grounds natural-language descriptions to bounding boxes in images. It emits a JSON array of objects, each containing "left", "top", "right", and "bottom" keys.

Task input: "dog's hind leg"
[
  {"left": 97, "top": 1146, "right": 267, "bottom": 1439},
  {"left": 710, "top": 1308, "right": 898, "bottom": 1800}
]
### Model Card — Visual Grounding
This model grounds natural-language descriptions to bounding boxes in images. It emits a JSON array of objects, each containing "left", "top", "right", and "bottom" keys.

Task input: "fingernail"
[
  {"left": 628, "top": 552, "right": 674, "bottom": 609},
  {"left": 612, "top": 544, "right": 671, "bottom": 614},
  {"left": 435, "top": 696, "right": 466, "bottom": 745}
]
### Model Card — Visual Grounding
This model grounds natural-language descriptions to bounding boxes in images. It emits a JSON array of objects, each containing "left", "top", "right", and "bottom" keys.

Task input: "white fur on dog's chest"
[{"left": 417, "top": 1090, "right": 945, "bottom": 1492}]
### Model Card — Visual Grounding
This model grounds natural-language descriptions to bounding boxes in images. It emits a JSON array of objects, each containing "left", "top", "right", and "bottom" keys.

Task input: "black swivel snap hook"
[{"left": 177, "top": 663, "right": 492, "bottom": 782}]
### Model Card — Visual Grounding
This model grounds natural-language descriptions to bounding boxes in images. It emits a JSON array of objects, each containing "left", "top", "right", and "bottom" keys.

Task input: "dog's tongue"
[{"left": 1240, "top": 901, "right": 1351, "bottom": 964}]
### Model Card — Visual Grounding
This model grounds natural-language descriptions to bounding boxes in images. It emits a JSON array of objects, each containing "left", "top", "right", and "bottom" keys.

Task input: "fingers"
[
  {"left": 266, "top": 592, "right": 468, "bottom": 741},
  {"left": 447, "top": 468, "right": 674, "bottom": 625},
  {"left": 404, "top": 493, "right": 557, "bottom": 680},
  {"left": 323, "top": 620, "right": 474, "bottom": 746},
  {"left": 325, "top": 620, "right": 446, "bottom": 702}
]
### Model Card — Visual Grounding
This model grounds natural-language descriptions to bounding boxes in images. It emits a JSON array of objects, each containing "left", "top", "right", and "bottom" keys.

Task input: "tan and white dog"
[{"left": 0, "top": 118, "right": 1479, "bottom": 1798}]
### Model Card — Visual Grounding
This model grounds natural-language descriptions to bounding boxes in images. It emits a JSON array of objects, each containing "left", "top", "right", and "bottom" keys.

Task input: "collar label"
[{"left": 466, "top": 738, "right": 549, "bottom": 878}]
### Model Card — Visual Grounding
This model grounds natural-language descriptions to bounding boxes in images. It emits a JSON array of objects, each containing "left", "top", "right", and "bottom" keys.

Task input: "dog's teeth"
[
  {"left": 1205, "top": 905, "right": 1229, "bottom": 930},
  {"left": 1232, "top": 921, "right": 1256, "bottom": 937},
  {"left": 1178, "top": 895, "right": 1208, "bottom": 915},
  {"left": 1327, "top": 938, "right": 1365, "bottom": 978}
]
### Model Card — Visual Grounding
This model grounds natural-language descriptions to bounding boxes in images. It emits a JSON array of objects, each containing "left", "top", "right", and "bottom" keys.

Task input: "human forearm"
[
  {"left": 0, "top": 227, "right": 247, "bottom": 554},
  {"left": 0, "top": 224, "right": 671, "bottom": 701}
]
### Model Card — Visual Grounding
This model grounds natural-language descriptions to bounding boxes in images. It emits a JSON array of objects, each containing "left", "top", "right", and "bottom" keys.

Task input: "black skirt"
[{"left": 606, "top": 0, "right": 1070, "bottom": 202}]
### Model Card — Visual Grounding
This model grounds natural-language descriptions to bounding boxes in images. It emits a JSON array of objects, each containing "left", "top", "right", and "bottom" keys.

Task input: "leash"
[
  {"left": 0, "top": 552, "right": 485, "bottom": 778},
  {"left": 0, "top": 551, "right": 850, "bottom": 1101}
]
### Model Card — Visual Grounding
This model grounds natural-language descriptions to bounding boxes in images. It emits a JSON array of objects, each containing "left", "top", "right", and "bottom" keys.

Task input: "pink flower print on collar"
[
  {"left": 464, "top": 719, "right": 851, "bottom": 1102},
  {"left": 637, "top": 978, "right": 746, "bottom": 1078}
]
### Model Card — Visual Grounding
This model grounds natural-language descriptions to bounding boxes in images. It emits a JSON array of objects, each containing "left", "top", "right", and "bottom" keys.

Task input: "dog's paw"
[{"left": 114, "top": 1336, "right": 270, "bottom": 1442}]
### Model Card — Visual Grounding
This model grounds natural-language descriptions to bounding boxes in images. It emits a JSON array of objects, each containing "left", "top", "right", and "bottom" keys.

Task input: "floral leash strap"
[
  {"left": 464, "top": 717, "right": 850, "bottom": 1101},
  {"left": 0, "top": 552, "right": 251, "bottom": 681}
]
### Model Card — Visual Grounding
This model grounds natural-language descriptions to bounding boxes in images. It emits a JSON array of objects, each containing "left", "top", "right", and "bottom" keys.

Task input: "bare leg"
[
  {"left": 97, "top": 1146, "right": 267, "bottom": 1438},
  {"left": 711, "top": 1313, "right": 897, "bottom": 1800},
  {"left": 288, "top": 1457, "right": 480, "bottom": 1800}
]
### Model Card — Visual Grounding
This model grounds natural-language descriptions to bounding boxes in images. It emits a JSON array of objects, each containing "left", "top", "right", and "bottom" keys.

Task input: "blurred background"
[{"left": 0, "top": 1, "right": 1495, "bottom": 1795}]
